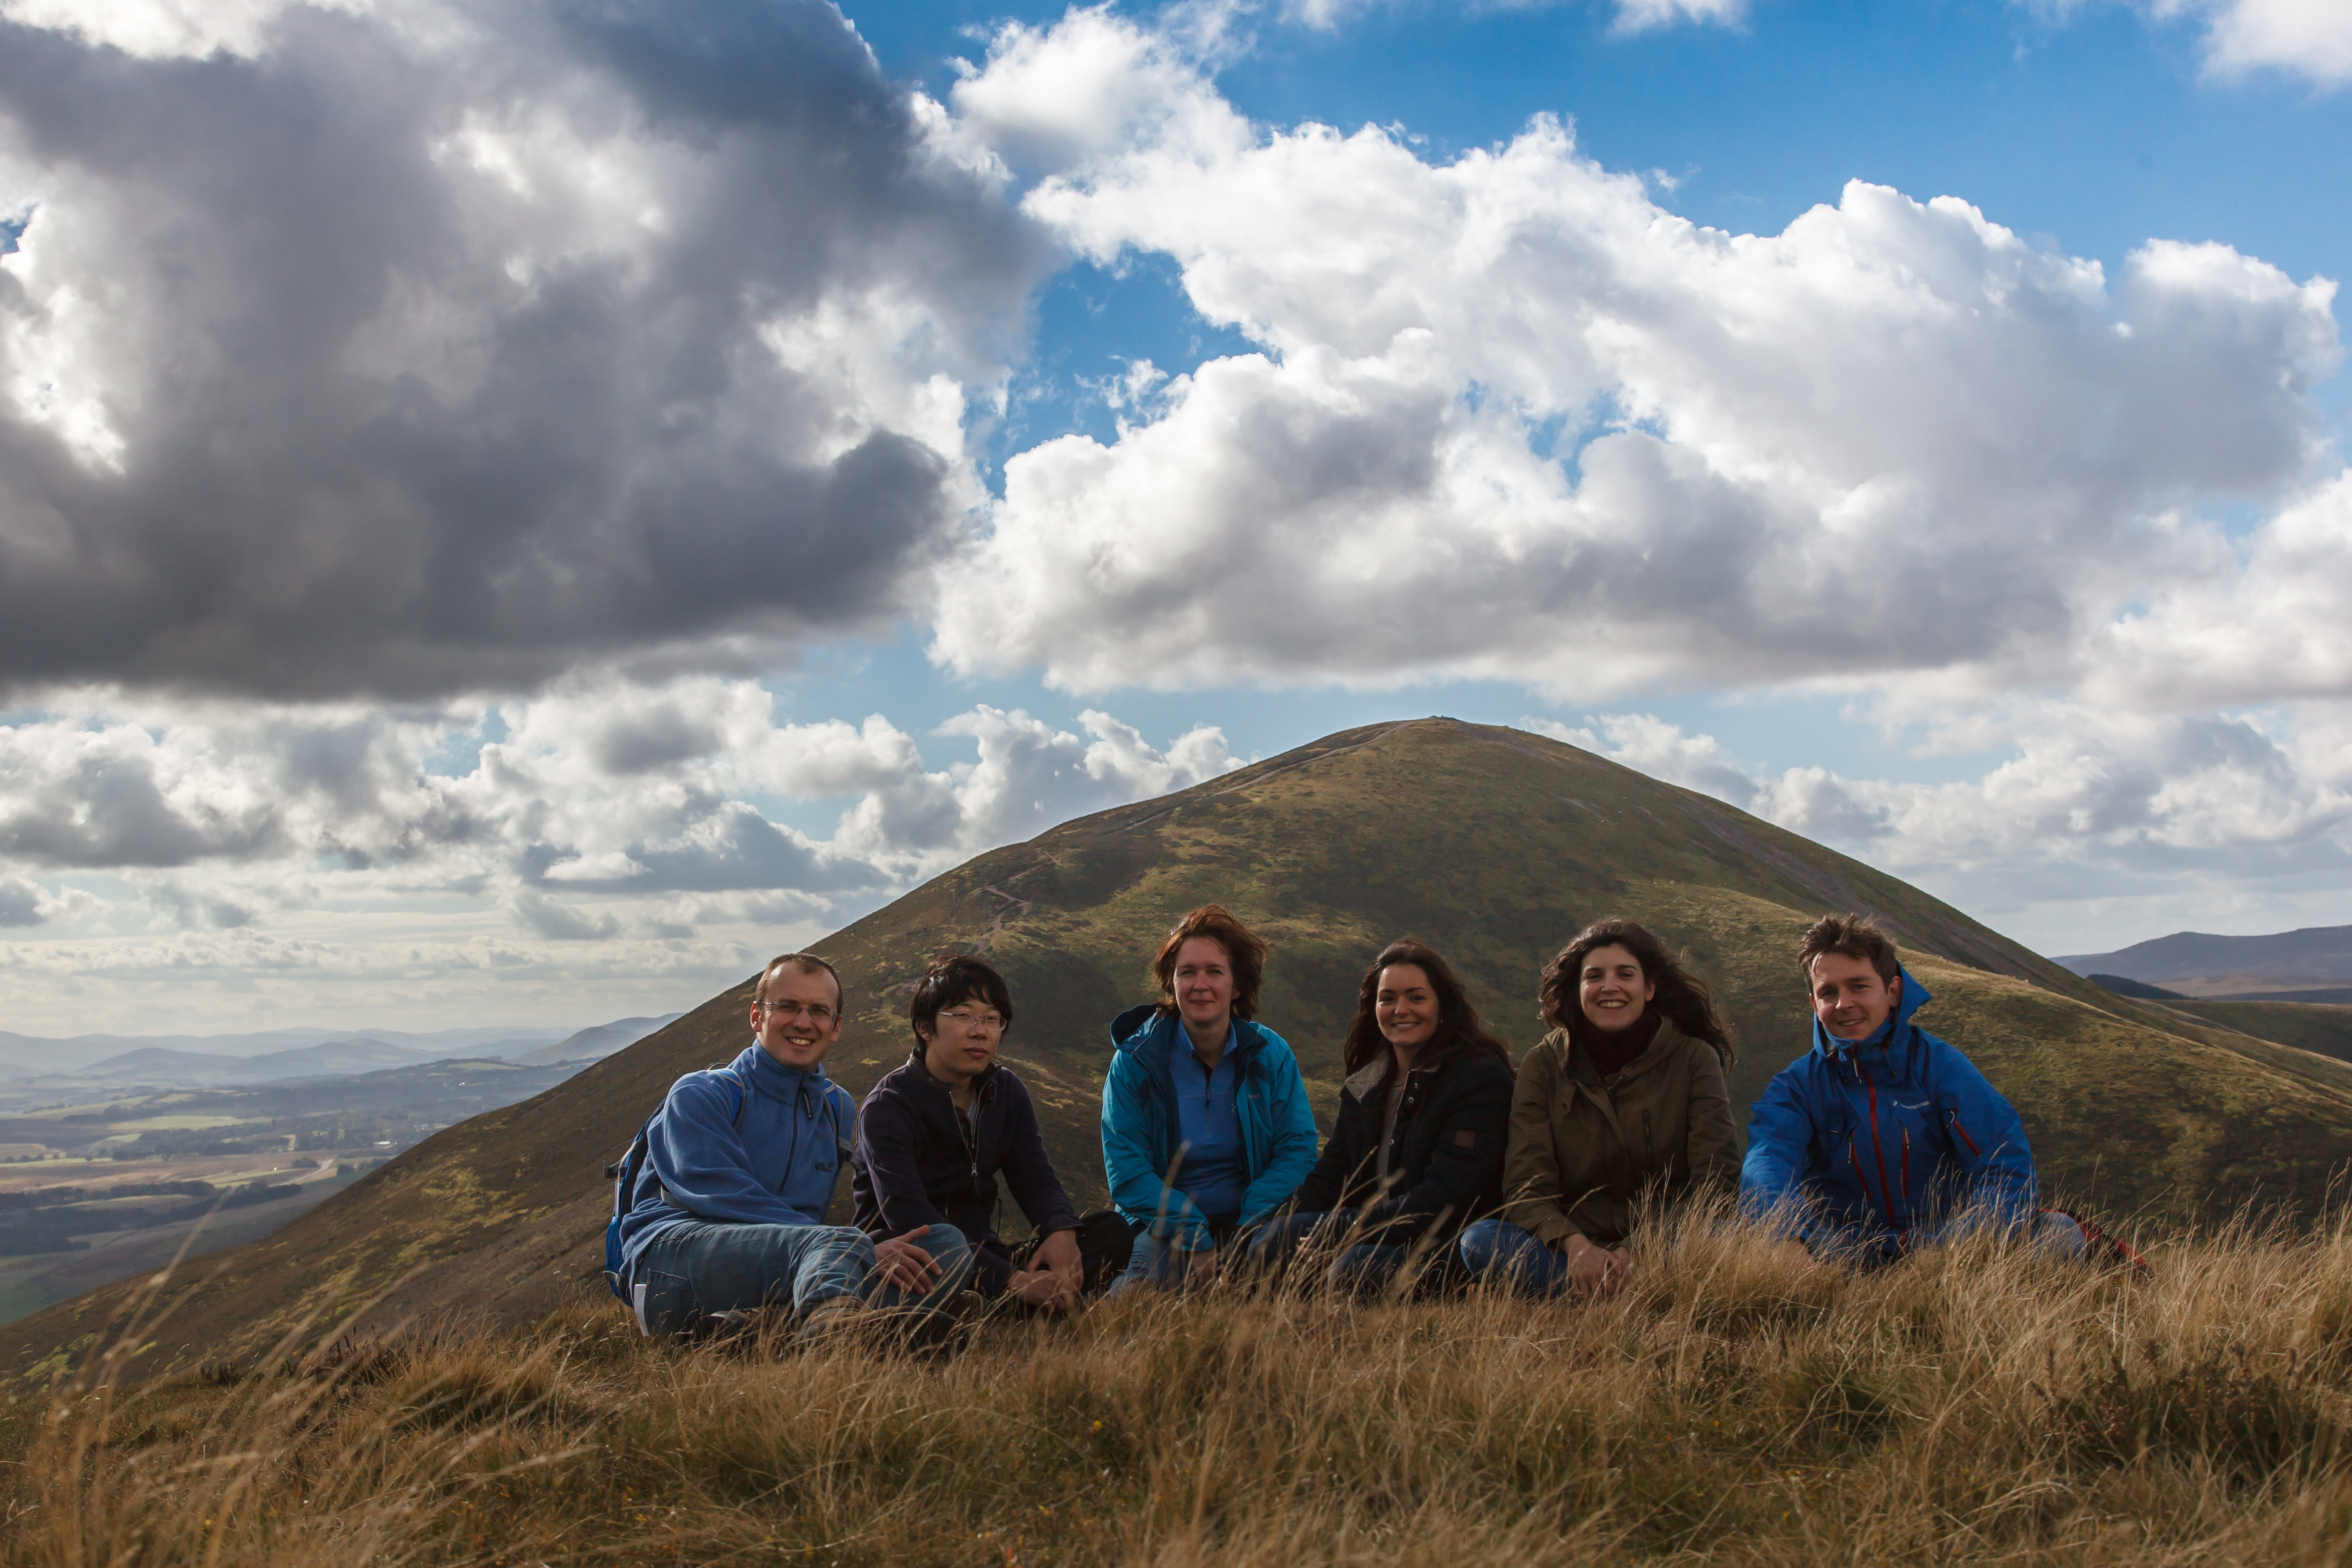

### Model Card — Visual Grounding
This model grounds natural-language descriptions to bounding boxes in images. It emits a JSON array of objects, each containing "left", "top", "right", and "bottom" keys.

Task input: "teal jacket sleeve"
[
  {"left": 1100, "top": 1045, "right": 1215, "bottom": 1250},
  {"left": 1238, "top": 1033, "right": 1320, "bottom": 1230}
]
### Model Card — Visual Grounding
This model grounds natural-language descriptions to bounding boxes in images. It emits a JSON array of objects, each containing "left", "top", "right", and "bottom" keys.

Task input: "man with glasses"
[
  {"left": 850, "top": 955, "right": 1089, "bottom": 1309},
  {"left": 614, "top": 952, "right": 976, "bottom": 1346}
]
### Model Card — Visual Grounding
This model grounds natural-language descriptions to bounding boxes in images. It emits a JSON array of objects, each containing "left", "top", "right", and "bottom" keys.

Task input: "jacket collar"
[
  {"left": 1112, "top": 1004, "right": 1261, "bottom": 1068},
  {"left": 1343, "top": 1053, "right": 1392, "bottom": 1103},
  {"left": 908, "top": 1047, "right": 998, "bottom": 1106},
  {"left": 735, "top": 1041, "right": 832, "bottom": 1104}
]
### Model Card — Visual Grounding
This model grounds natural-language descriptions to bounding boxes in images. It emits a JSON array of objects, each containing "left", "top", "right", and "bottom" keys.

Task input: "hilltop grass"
[{"left": 15, "top": 1204, "right": 2352, "bottom": 1567}]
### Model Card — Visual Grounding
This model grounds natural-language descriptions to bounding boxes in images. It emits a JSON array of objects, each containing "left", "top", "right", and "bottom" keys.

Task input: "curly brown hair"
[
  {"left": 1796, "top": 912, "right": 1901, "bottom": 985},
  {"left": 1152, "top": 904, "right": 1268, "bottom": 1021},
  {"left": 1537, "top": 917, "right": 1733, "bottom": 1062},
  {"left": 1340, "top": 938, "right": 1513, "bottom": 1076}
]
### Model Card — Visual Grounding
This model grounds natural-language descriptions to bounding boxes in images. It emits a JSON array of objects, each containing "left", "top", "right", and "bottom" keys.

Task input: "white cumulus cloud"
[{"left": 932, "top": 11, "right": 2342, "bottom": 710}]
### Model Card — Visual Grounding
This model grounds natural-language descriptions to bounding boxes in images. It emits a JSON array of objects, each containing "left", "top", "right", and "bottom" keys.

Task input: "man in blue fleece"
[
  {"left": 1741, "top": 913, "right": 2085, "bottom": 1267},
  {"left": 616, "top": 952, "right": 976, "bottom": 1342},
  {"left": 1100, "top": 904, "right": 1320, "bottom": 1292}
]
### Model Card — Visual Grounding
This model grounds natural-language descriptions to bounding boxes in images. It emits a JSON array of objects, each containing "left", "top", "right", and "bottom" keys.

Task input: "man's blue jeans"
[
  {"left": 1458, "top": 1216, "right": 1575, "bottom": 1297},
  {"left": 628, "top": 1221, "right": 975, "bottom": 1338},
  {"left": 1247, "top": 1210, "right": 1412, "bottom": 1297}
]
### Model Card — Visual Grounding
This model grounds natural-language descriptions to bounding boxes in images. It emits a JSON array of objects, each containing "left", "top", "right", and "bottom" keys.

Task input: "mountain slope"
[
  {"left": 511, "top": 1015, "right": 686, "bottom": 1067},
  {"left": 16, "top": 718, "right": 2352, "bottom": 1387}
]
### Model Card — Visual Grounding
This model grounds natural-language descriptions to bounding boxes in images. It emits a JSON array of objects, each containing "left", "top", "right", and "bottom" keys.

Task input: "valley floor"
[{"left": 12, "top": 1205, "right": 2352, "bottom": 1566}]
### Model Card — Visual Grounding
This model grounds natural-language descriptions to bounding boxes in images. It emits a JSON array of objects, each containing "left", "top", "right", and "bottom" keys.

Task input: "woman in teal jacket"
[{"left": 1101, "top": 904, "right": 1320, "bottom": 1293}]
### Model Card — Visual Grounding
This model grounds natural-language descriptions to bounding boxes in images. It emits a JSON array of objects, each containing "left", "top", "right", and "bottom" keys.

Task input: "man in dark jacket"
[
  {"left": 1248, "top": 939, "right": 1516, "bottom": 1296},
  {"left": 851, "top": 955, "right": 1088, "bottom": 1308}
]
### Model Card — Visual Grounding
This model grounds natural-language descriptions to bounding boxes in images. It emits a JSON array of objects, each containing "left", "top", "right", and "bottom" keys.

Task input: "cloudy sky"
[{"left": 1, "top": 0, "right": 2347, "bottom": 1035}]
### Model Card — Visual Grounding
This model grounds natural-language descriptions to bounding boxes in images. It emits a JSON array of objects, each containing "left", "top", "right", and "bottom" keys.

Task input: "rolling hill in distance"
[
  {"left": 0, "top": 1025, "right": 572, "bottom": 1076},
  {"left": 15, "top": 717, "right": 2352, "bottom": 1388},
  {"left": 2062, "top": 925, "right": 2352, "bottom": 1000},
  {"left": 509, "top": 1015, "right": 686, "bottom": 1067}
]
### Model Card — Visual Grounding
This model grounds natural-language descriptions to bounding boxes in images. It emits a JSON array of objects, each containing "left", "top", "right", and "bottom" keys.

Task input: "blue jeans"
[
  {"left": 1458, "top": 1217, "right": 1574, "bottom": 1297},
  {"left": 1248, "top": 1211, "right": 1412, "bottom": 1297},
  {"left": 628, "top": 1220, "right": 975, "bottom": 1338},
  {"left": 1107, "top": 1226, "right": 1217, "bottom": 1296}
]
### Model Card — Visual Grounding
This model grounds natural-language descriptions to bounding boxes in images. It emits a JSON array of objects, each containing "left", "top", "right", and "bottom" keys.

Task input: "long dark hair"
[
  {"left": 1341, "top": 938, "right": 1513, "bottom": 1076},
  {"left": 1537, "top": 917, "right": 1734, "bottom": 1063}
]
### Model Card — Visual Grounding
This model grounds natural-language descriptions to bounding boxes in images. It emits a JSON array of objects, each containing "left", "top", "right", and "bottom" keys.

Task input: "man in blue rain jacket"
[
  {"left": 1100, "top": 904, "right": 1321, "bottom": 1291},
  {"left": 1741, "top": 912, "right": 2083, "bottom": 1267},
  {"left": 617, "top": 952, "right": 975, "bottom": 1340}
]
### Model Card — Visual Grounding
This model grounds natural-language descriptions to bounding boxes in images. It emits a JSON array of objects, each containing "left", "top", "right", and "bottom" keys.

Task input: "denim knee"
[{"left": 1458, "top": 1217, "right": 1511, "bottom": 1277}]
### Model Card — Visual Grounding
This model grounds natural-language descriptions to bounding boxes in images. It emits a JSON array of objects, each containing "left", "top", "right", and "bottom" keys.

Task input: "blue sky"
[{"left": 0, "top": 0, "right": 2346, "bottom": 1033}]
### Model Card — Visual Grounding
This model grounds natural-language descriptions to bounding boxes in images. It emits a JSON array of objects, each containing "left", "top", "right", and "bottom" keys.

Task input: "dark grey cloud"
[
  {"left": 530, "top": 802, "right": 890, "bottom": 893},
  {"left": 0, "top": 876, "right": 40, "bottom": 926},
  {"left": 0, "top": 0, "right": 1046, "bottom": 699}
]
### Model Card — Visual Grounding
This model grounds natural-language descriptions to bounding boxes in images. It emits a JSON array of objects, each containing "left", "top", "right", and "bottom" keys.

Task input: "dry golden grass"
[{"left": 15, "top": 1201, "right": 2352, "bottom": 1567}]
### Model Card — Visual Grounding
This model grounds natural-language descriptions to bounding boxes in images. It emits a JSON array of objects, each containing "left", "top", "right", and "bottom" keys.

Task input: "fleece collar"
[{"left": 737, "top": 1040, "right": 834, "bottom": 1106}]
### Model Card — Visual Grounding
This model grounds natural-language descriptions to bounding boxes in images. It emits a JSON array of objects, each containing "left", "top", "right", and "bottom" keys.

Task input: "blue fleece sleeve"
[
  {"left": 1920, "top": 1039, "right": 2038, "bottom": 1239},
  {"left": 1101, "top": 1048, "right": 1213, "bottom": 1250},
  {"left": 1238, "top": 1037, "right": 1320, "bottom": 1230},
  {"left": 1739, "top": 1062, "right": 1823, "bottom": 1245},
  {"left": 646, "top": 1074, "right": 820, "bottom": 1228}
]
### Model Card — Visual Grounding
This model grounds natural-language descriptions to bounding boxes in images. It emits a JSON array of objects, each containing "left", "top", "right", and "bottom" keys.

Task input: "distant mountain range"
[
  {"left": 0, "top": 1024, "right": 570, "bottom": 1075},
  {"left": 2060, "top": 924, "right": 2352, "bottom": 999},
  {"left": 0, "top": 1016, "right": 686, "bottom": 1086},
  {"left": 509, "top": 1015, "right": 684, "bottom": 1066}
]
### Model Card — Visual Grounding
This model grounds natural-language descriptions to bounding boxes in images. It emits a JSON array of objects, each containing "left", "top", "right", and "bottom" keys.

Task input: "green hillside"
[
  {"left": 13, "top": 718, "right": 2352, "bottom": 1389},
  {"left": 2157, "top": 998, "right": 2352, "bottom": 1064}
]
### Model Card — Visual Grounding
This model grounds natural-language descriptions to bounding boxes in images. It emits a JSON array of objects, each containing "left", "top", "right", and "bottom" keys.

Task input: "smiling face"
[
  {"left": 749, "top": 962, "right": 843, "bottom": 1072},
  {"left": 1578, "top": 944, "right": 1656, "bottom": 1034},
  {"left": 1809, "top": 950, "right": 1902, "bottom": 1042},
  {"left": 919, "top": 998, "right": 1005, "bottom": 1087},
  {"left": 1375, "top": 963, "right": 1440, "bottom": 1054},
  {"left": 1171, "top": 936, "right": 1236, "bottom": 1036}
]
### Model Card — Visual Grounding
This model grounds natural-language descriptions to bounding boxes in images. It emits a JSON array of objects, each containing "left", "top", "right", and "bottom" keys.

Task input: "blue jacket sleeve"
[
  {"left": 1101, "top": 1047, "right": 1214, "bottom": 1250},
  {"left": 1239, "top": 1035, "right": 1320, "bottom": 1231},
  {"left": 646, "top": 1073, "right": 818, "bottom": 1228},
  {"left": 1920, "top": 1038, "right": 2038, "bottom": 1237},
  {"left": 1739, "top": 1062, "right": 1823, "bottom": 1246}
]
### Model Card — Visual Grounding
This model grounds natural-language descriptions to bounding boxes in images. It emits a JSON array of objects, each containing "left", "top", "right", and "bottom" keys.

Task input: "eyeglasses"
[
  {"left": 938, "top": 1008, "right": 1005, "bottom": 1031},
  {"left": 758, "top": 1001, "right": 838, "bottom": 1025}
]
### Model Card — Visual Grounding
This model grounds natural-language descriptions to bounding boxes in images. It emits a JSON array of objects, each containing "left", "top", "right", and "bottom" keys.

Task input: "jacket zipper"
[
  {"left": 1642, "top": 1108, "right": 1656, "bottom": 1168},
  {"left": 1859, "top": 1063, "right": 1897, "bottom": 1233},
  {"left": 1948, "top": 1109, "right": 1982, "bottom": 1156},
  {"left": 1900, "top": 1123, "right": 1911, "bottom": 1204}
]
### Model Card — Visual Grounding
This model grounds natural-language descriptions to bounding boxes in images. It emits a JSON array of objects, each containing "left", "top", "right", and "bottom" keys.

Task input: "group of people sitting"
[{"left": 608, "top": 903, "right": 2086, "bottom": 1346}]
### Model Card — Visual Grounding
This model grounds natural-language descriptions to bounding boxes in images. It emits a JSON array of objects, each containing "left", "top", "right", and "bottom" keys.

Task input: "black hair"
[{"left": 909, "top": 954, "right": 1015, "bottom": 1048}]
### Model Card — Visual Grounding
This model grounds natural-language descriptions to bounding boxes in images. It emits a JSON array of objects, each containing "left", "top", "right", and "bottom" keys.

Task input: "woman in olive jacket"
[
  {"left": 1460, "top": 917, "right": 1736, "bottom": 1297},
  {"left": 1248, "top": 938, "right": 1515, "bottom": 1297}
]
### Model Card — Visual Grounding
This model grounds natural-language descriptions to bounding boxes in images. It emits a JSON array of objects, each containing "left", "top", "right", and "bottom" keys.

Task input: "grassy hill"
[
  {"left": 2154, "top": 999, "right": 2352, "bottom": 1065},
  {"left": 13, "top": 717, "right": 2352, "bottom": 1389}
]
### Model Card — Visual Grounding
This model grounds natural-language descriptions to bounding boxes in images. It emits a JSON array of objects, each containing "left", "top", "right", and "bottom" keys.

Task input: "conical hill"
[{"left": 13, "top": 718, "right": 2352, "bottom": 1385}]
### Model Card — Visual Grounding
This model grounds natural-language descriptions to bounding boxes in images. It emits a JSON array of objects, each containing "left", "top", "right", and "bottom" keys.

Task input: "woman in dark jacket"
[
  {"left": 1460, "top": 917, "right": 1737, "bottom": 1298},
  {"left": 1248, "top": 938, "right": 1514, "bottom": 1296}
]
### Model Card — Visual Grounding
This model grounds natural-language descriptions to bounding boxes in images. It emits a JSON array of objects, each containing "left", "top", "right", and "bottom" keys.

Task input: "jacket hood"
[
  {"left": 1809, "top": 964, "right": 1931, "bottom": 1061},
  {"left": 1111, "top": 1003, "right": 1168, "bottom": 1053}
]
